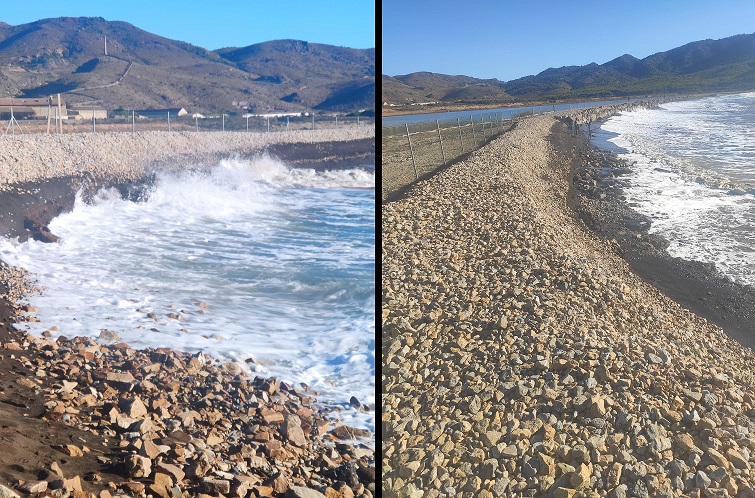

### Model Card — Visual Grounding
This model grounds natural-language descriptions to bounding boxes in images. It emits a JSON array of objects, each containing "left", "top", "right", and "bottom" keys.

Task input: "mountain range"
[
  {"left": 382, "top": 33, "right": 755, "bottom": 106},
  {"left": 0, "top": 17, "right": 375, "bottom": 114}
]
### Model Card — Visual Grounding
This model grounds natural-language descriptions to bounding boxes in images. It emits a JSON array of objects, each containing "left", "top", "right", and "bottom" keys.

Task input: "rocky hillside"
[
  {"left": 0, "top": 17, "right": 374, "bottom": 113},
  {"left": 383, "top": 32, "right": 755, "bottom": 105}
]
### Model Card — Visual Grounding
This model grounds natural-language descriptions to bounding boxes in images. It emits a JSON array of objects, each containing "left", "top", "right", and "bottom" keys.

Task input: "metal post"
[
  {"left": 47, "top": 98, "right": 51, "bottom": 134},
  {"left": 405, "top": 123, "right": 418, "bottom": 180},
  {"left": 312, "top": 114, "right": 315, "bottom": 130},
  {"left": 168, "top": 111, "right": 171, "bottom": 132},
  {"left": 195, "top": 115, "right": 199, "bottom": 132},
  {"left": 246, "top": 115, "right": 249, "bottom": 132},
  {"left": 286, "top": 116, "right": 289, "bottom": 131},
  {"left": 222, "top": 114, "right": 225, "bottom": 132},
  {"left": 470, "top": 115, "right": 476, "bottom": 144},
  {"left": 436, "top": 120, "right": 446, "bottom": 164},
  {"left": 267, "top": 117, "right": 270, "bottom": 132},
  {"left": 457, "top": 117, "right": 464, "bottom": 152},
  {"left": 57, "top": 93, "right": 62, "bottom": 134},
  {"left": 357, "top": 112, "right": 360, "bottom": 127},
  {"left": 335, "top": 115, "right": 338, "bottom": 127},
  {"left": 92, "top": 114, "right": 95, "bottom": 133},
  {"left": 132, "top": 111, "right": 135, "bottom": 133},
  {"left": 481, "top": 114, "right": 486, "bottom": 139}
]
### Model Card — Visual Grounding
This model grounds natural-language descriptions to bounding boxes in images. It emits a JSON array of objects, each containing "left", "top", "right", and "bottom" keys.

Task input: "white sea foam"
[
  {"left": 0, "top": 155, "right": 376, "bottom": 437},
  {"left": 598, "top": 92, "right": 755, "bottom": 287}
]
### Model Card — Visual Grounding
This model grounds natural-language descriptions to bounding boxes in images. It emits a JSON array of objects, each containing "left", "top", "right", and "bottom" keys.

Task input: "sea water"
[
  {"left": 0, "top": 155, "right": 376, "bottom": 436},
  {"left": 592, "top": 92, "right": 755, "bottom": 287}
]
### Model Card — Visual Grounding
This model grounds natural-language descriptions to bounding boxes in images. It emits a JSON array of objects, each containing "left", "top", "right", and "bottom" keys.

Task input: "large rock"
[
  {"left": 281, "top": 413, "right": 308, "bottom": 447},
  {"left": 286, "top": 487, "right": 327, "bottom": 498},
  {"left": 125, "top": 454, "right": 152, "bottom": 478}
]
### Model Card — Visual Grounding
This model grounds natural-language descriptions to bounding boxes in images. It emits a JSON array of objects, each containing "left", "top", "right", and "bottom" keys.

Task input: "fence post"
[
  {"left": 168, "top": 111, "right": 171, "bottom": 132},
  {"left": 132, "top": 111, "right": 135, "bottom": 133},
  {"left": 457, "top": 117, "right": 464, "bottom": 152},
  {"left": 436, "top": 120, "right": 446, "bottom": 164},
  {"left": 470, "top": 115, "right": 476, "bottom": 145},
  {"left": 406, "top": 123, "right": 419, "bottom": 180},
  {"left": 481, "top": 114, "right": 486, "bottom": 140}
]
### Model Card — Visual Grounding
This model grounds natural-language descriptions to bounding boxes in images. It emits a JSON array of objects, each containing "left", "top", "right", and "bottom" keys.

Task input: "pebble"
[{"left": 382, "top": 107, "right": 755, "bottom": 497}]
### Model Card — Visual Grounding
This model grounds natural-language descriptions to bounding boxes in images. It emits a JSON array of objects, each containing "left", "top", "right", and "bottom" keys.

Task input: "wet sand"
[{"left": 567, "top": 121, "right": 755, "bottom": 349}]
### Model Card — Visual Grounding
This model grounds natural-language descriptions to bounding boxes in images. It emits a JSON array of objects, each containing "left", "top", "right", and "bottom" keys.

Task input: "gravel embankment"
[
  {"left": 0, "top": 128, "right": 374, "bottom": 186},
  {"left": 382, "top": 112, "right": 755, "bottom": 497}
]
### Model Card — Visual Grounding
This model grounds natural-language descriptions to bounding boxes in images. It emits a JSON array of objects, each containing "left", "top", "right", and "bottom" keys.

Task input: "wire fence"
[
  {"left": 2, "top": 113, "right": 373, "bottom": 136},
  {"left": 382, "top": 110, "right": 530, "bottom": 201}
]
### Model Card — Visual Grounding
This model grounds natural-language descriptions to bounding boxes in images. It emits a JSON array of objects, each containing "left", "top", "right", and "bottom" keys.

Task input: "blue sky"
[
  {"left": 1, "top": 0, "right": 375, "bottom": 50},
  {"left": 383, "top": 0, "right": 755, "bottom": 81}
]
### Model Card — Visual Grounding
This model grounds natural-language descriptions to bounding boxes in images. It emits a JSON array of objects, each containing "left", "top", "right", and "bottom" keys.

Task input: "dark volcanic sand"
[{"left": 553, "top": 119, "right": 755, "bottom": 350}]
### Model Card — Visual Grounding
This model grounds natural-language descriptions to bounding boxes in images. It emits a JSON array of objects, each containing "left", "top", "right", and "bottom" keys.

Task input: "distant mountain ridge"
[
  {"left": 0, "top": 17, "right": 375, "bottom": 113},
  {"left": 383, "top": 33, "right": 755, "bottom": 105}
]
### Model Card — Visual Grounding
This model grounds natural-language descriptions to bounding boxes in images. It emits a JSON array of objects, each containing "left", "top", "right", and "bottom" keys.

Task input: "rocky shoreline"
[
  {"left": 382, "top": 109, "right": 755, "bottom": 497},
  {"left": 568, "top": 127, "right": 755, "bottom": 349},
  {"left": 0, "top": 129, "right": 375, "bottom": 497}
]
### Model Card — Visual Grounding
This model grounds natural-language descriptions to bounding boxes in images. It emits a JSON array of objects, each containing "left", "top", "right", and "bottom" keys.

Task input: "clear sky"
[
  {"left": 0, "top": 0, "right": 375, "bottom": 50},
  {"left": 383, "top": 0, "right": 755, "bottom": 81}
]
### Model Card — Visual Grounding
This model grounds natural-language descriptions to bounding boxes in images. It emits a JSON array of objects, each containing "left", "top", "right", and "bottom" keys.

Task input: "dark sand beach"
[{"left": 0, "top": 130, "right": 375, "bottom": 497}]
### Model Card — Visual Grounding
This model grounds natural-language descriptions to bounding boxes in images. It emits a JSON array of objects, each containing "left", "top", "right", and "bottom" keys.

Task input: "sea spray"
[
  {"left": 0, "top": 155, "right": 376, "bottom": 434},
  {"left": 594, "top": 92, "right": 755, "bottom": 287}
]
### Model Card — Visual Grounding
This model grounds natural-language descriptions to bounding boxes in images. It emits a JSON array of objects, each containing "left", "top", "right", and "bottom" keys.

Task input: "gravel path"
[{"left": 382, "top": 112, "right": 755, "bottom": 497}]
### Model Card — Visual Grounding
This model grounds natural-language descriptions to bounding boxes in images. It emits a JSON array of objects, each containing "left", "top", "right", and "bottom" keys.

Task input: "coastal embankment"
[
  {"left": 382, "top": 110, "right": 755, "bottom": 496},
  {"left": 0, "top": 128, "right": 375, "bottom": 497}
]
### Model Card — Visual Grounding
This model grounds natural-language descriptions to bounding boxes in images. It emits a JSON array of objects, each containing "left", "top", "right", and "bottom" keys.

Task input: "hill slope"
[
  {"left": 383, "top": 33, "right": 755, "bottom": 105},
  {"left": 0, "top": 17, "right": 374, "bottom": 113}
]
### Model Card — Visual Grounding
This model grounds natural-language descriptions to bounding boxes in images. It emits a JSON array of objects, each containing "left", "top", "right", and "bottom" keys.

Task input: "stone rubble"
[
  {"left": 1, "top": 331, "right": 375, "bottom": 497},
  {"left": 382, "top": 108, "right": 755, "bottom": 497}
]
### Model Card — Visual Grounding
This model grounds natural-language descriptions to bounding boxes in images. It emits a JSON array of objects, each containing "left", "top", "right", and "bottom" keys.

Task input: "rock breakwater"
[{"left": 382, "top": 111, "right": 755, "bottom": 497}]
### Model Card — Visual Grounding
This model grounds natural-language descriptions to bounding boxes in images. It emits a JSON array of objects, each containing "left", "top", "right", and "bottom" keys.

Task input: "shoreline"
[
  {"left": 568, "top": 121, "right": 755, "bottom": 349},
  {"left": 382, "top": 111, "right": 755, "bottom": 496},
  {"left": 0, "top": 131, "right": 376, "bottom": 497}
]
